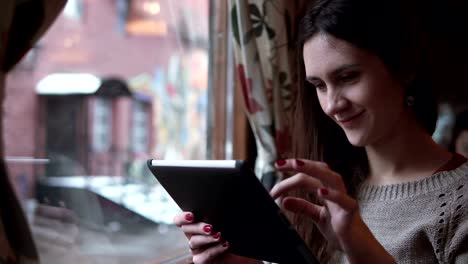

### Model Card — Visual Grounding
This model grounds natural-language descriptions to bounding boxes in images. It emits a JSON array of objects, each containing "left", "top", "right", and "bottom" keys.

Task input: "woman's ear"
[{"left": 403, "top": 74, "right": 416, "bottom": 86}]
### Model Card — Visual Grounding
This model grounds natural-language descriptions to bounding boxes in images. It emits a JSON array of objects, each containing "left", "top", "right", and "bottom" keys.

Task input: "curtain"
[
  {"left": 0, "top": 0, "right": 66, "bottom": 262},
  {"left": 230, "top": 0, "right": 305, "bottom": 189}
]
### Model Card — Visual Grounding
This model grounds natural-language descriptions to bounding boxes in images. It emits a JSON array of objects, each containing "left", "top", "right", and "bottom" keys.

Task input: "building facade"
[{"left": 3, "top": 0, "right": 209, "bottom": 199}]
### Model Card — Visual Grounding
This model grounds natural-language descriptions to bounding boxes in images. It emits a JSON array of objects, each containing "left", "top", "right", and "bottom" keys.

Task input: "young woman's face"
[{"left": 303, "top": 34, "right": 407, "bottom": 146}]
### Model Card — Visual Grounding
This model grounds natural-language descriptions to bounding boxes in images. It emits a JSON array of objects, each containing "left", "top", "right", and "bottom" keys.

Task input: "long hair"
[{"left": 290, "top": 0, "right": 438, "bottom": 261}]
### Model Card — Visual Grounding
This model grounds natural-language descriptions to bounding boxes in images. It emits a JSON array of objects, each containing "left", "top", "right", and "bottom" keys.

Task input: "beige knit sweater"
[{"left": 346, "top": 162, "right": 468, "bottom": 264}]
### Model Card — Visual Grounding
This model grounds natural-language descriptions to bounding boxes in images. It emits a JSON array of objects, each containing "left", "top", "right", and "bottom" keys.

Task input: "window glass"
[
  {"left": 93, "top": 98, "right": 112, "bottom": 152},
  {"left": 131, "top": 101, "right": 149, "bottom": 153},
  {"left": 4, "top": 0, "right": 210, "bottom": 262}
]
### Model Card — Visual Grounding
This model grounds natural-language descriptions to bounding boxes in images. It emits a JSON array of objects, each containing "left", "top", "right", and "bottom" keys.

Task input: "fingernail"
[
  {"left": 275, "top": 159, "right": 286, "bottom": 166},
  {"left": 222, "top": 241, "right": 229, "bottom": 248},
  {"left": 213, "top": 232, "right": 221, "bottom": 239},
  {"left": 203, "top": 224, "right": 212, "bottom": 234},
  {"left": 318, "top": 188, "right": 329, "bottom": 196},
  {"left": 185, "top": 213, "right": 193, "bottom": 222},
  {"left": 296, "top": 159, "right": 305, "bottom": 166}
]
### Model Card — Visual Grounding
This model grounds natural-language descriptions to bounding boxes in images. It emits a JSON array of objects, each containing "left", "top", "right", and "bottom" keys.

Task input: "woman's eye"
[
  {"left": 339, "top": 72, "right": 359, "bottom": 83},
  {"left": 312, "top": 83, "right": 326, "bottom": 91}
]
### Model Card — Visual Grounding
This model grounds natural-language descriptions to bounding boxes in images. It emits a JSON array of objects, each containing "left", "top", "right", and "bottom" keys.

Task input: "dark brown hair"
[{"left": 290, "top": 0, "right": 437, "bottom": 261}]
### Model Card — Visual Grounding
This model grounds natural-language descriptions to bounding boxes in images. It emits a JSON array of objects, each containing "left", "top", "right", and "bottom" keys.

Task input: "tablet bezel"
[{"left": 147, "top": 159, "right": 319, "bottom": 264}]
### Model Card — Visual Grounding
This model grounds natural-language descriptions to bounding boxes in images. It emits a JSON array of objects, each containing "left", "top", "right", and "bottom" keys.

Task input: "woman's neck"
[{"left": 365, "top": 116, "right": 452, "bottom": 186}]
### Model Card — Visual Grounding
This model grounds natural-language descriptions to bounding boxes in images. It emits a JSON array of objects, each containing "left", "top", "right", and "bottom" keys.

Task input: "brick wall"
[{"left": 3, "top": 0, "right": 208, "bottom": 198}]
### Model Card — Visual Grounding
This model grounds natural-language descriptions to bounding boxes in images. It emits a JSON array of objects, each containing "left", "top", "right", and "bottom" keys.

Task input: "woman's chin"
[
  {"left": 345, "top": 133, "right": 368, "bottom": 147},
  {"left": 349, "top": 140, "right": 366, "bottom": 147}
]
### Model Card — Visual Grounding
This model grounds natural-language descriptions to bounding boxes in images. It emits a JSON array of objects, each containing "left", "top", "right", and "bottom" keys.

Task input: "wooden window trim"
[{"left": 208, "top": 0, "right": 249, "bottom": 160}]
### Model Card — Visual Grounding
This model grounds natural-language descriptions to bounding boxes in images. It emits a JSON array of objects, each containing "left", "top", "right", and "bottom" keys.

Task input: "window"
[
  {"left": 3, "top": 0, "right": 231, "bottom": 263},
  {"left": 131, "top": 100, "right": 149, "bottom": 153},
  {"left": 92, "top": 97, "right": 112, "bottom": 152},
  {"left": 63, "top": 0, "right": 84, "bottom": 22},
  {"left": 124, "top": 0, "right": 168, "bottom": 36}
]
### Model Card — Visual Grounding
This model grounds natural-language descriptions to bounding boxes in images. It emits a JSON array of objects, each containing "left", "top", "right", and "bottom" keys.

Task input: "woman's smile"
[{"left": 337, "top": 110, "right": 366, "bottom": 128}]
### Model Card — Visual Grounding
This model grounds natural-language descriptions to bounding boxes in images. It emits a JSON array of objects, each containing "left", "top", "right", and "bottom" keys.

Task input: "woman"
[{"left": 174, "top": 0, "right": 468, "bottom": 263}]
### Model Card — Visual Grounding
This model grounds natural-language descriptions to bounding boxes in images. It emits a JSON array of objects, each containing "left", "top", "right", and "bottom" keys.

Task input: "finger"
[
  {"left": 275, "top": 159, "right": 344, "bottom": 189},
  {"left": 282, "top": 197, "right": 324, "bottom": 223},
  {"left": 192, "top": 242, "right": 229, "bottom": 264},
  {"left": 35, "top": 241, "right": 69, "bottom": 255},
  {"left": 31, "top": 225, "right": 74, "bottom": 247},
  {"left": 34, "top": 215, "right": 63, "bottom": 229},
  {"left": 189, "top": 232, "right": 222, "bottom": 250},
  {"left": 35, "top": 204, "right": 76, "bottom": 223},
  {"left": 317, "top": 187, "right": 358, "bottom": 212},
  {"left": 173, "top": 212, "right": 195, "bottom": 227},
  {"left": 33, "top": 215, "right": 79, "bottom": 240},
  {"left": 270, "top": 172, "right": 322, "bottom": 199},
  {"left": 182, "top": 222, "right": 213, "bottom": 236}
]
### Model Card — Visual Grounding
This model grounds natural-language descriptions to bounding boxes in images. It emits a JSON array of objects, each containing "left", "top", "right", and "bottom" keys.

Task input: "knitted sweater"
[{"left": 351, "top": 162, "right": 468, "bottom": 264}]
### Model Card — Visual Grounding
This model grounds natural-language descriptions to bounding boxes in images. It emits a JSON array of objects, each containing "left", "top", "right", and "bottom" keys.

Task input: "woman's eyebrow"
[
  {"left": 306, "top": 63, "right": 360, "bottom": 82},
  {"left": 306, "top": 76, "right": 321, "bottom": 83},
  {"left": 331, "top": 64, "right": 360, "bottom": 76}
]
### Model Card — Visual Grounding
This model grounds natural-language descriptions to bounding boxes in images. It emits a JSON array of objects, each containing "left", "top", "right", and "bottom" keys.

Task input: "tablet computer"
[{"left": 147, "top": 159, "right": 319, "bottom": 264}]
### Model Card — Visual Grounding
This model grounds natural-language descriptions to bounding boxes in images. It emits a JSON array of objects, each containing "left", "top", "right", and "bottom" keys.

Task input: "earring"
[{"left": 406, "top": 95, "right": 415, "bottom": 106}]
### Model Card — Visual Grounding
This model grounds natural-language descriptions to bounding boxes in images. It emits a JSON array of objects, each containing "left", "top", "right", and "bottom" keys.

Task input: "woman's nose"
[{"left": 324, "top": 92, "right": 349, "bottom": 117}]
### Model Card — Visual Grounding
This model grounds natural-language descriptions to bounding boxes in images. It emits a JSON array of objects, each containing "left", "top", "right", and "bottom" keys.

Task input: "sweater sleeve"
[
  {"left": 445, "top": 184, "right": 468, "bottom": 264},
  {"left": 449, "top": 219, "right": 468, "bottom": 264}
]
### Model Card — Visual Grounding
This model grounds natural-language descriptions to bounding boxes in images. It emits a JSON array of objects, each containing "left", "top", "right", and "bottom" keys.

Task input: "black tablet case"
[{"left": 147, "top": 160, "right": 319, "bottom": 264}]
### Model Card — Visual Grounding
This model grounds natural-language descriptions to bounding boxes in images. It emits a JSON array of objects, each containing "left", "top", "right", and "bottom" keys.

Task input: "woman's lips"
[{"left": 337, "top": 111, "right": 365, "bottom": 127}]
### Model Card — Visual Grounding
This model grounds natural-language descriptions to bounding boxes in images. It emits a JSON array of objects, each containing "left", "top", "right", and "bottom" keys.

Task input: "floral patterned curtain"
[
  {"left": 230, "top": 0, "right": 305, "bottom": 189},
  {"left": 0, "top": 0, "right": 66, "bottom": 262}
]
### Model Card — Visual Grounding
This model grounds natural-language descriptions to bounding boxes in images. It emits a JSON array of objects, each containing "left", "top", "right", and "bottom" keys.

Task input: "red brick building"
[{"left": 4, "top": 0, "right": 209, "bottom": 198}]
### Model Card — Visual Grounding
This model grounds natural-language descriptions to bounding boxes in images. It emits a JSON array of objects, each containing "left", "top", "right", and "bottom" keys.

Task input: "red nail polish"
[
  {"left": 319, "top": 188, "right": 329, "bottom": 195},
  {"left": 203, "top": 225, "right": 212, "bottom": 234},
  {"left": 185, "top": 213, "right": 193, "bottom": 222},
  {"left": 222, "top": 241, "right": 229, "bottom": 248},
  {"left": 213, "top": 232, "right": 221, "bottom": 239},
  {"left": 296, "top": 159, "right": 305, "bottom": 166},
  {"left": 276, "top": 159, "right": 286, "bottom": 166}
]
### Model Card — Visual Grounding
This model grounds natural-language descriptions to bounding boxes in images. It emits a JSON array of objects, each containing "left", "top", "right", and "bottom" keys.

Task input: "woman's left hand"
[
  {"left": 270, "top": 159, "right": 359, "bottom": 251},
  {"left": 270, "top": 159, "right": 394, "bottom": 263}
]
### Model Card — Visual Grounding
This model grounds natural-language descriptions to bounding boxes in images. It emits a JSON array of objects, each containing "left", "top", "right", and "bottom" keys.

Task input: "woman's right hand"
[{"left": 173, "top": 212, "right": 261, "bottom": 264}]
